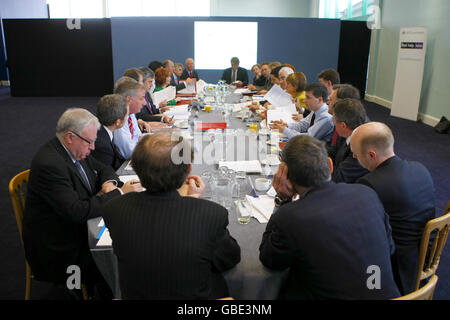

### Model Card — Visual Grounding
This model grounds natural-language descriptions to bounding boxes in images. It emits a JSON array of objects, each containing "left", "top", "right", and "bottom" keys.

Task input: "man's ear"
[{"left": 328, "top": 157, "right": 334, "bottom": 174}]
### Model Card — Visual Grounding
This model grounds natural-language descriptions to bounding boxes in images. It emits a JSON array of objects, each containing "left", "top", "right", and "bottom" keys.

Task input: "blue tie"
[{"left": 75, "top": 161, "right": 92, "bottom": 193}]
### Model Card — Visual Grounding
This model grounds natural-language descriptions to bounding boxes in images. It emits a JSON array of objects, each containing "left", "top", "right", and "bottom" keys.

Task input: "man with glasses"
[{"left": 23, "top": 108, "right": 142, "bottom": 299}]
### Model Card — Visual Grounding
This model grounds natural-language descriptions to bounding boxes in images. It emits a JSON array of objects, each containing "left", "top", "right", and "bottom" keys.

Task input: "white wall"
[
  {"left": 0, "top": 0, "right": 48, "bottom": 18},
  {"left": 211, "top": 0, "right": 314, "bottom": 18}
]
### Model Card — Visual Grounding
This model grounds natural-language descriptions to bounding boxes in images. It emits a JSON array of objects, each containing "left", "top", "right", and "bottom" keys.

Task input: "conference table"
[{"left": 87, "top": 94, "right": 289, "bottom": 300}]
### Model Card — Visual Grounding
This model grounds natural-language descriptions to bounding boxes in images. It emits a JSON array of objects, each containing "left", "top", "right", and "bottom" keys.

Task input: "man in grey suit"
[{"left": 351, "top": 122, "right": 436, "bottom": 295}]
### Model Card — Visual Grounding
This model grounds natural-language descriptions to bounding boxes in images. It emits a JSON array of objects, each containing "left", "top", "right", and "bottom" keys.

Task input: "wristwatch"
[{"left": 274, "top": 195, "right": 291, "bottom": 207}]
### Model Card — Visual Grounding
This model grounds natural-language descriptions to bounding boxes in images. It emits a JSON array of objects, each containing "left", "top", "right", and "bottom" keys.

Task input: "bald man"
[
  {"left": 164, "top": 59, "right": 196, "bottom": 92},
  {"left": 181, "top": 58, "right": 199, "bottom": 81},
  {"left": 350, "top": 122, "right": 436, "bottom": 295}
]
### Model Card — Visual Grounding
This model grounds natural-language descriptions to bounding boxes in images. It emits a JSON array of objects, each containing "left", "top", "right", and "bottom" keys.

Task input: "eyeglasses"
[{"left": 71, "top": 131, "right": 95, "bottom": 146}]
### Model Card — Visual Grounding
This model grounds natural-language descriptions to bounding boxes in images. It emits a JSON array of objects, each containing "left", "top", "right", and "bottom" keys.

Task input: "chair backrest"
[
  {"left": 394, "top": 275, "right": 438, "bottom": 300},
  {"left": 414, "top": 203, "right": 450, "bottom": 291},
  {"left": 8, "top": 170, "right": 30, "bottom": 245}
]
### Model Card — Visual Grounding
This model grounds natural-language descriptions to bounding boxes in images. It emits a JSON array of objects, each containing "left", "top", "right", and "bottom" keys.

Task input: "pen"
[{"left": 130, "top": 181, "right": 140, "bottom": 185}]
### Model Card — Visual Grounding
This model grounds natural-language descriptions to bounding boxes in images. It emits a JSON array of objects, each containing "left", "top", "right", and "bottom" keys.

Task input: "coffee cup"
[{"left": 254, "top": 178, "right": 271, "bottom": 191}]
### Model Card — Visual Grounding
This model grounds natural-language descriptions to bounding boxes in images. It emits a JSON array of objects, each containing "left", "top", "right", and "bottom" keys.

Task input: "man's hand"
[
  {"left": 163, "top": 115, "right": 174, "bottom": 126},
  {"left": 273, "top": 163, "right": 296, "bottom": 201},
  {"left": 137, "top": 119, "right": 152, "bottom": 133},
  {"left": 101, "top": 181, "right": 118, "bottom": 195},
  {"left": 159, "top": 100, "right": 170, "bottom": 112},
  {"left": 120, "top": 180, "right": 144, "bottom": 194},
  {"left": 292, "top": 113, "right": 303, "bottom": 122},
  {"left": 178, "top": 175, "right": 205, "bottom": 198},
  {"left": 269, "top": 120, "right": 287, "bottom": 132},
  {"left": 249, "top": 102, "right": 260, "bottom": 112},
  {"left": 247, "top": 84, "right": 256, "bottom": 90},
  {"left": 185, "top": 78, "right": 196, "bottom": 85}
]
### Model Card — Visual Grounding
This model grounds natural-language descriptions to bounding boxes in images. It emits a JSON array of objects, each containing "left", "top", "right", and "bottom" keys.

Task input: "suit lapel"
[{"left": 51, "top": 137, "right": 95, "bottom": 195}]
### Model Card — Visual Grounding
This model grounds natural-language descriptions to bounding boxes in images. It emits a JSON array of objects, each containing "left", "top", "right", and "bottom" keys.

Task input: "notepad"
[
  {"left": 152, "top": 86, "right": 176, "bottom": 106},
  {"left": 218, "top": 160, "right": 262, "bottom": 173},
  {"left": 267, "top": 109, "right": 296, "bottom": 125}
]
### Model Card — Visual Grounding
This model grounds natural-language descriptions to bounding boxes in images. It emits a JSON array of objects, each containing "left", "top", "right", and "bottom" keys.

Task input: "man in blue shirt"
[
  {"left": 269, "top": 82, "right": 334, "bottom": 142},
  {"left": 113, "top": 81, "right": 151, "bottom": 160}
]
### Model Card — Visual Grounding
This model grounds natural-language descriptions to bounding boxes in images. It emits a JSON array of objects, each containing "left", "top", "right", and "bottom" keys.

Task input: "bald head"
[
  {"left": 131, "top": 133, "right": 192, "bottom": 192},
  {"left": 185, "top": 58, "right": 194, "bottom": 72},
  {"left": 350, "top": 122, "right": 395, "bottom": 171}
]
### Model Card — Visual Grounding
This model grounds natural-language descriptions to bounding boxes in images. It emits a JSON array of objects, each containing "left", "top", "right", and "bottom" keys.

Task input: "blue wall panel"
[{"left": 111, "top": 16, "right": 341, "bottom": 85}]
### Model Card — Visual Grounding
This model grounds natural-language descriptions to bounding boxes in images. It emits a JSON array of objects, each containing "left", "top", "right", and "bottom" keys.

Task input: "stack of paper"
[
  {"left": 232, "top": 101, "right": 252, "bottom": 113},
  {"left": 164, "top": 105, "right": 190, "bottom": 120},
  {"left": 218, "top": 160, "right": 262, "bottom": 173}
]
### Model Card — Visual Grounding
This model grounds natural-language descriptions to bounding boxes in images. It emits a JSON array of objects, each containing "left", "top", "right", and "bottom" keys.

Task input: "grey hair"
[
  {"left": 114, "top": 80, "right": 145, "bottom": 99},
  {"left": 138, "top": 66, "right": 154, "bottom": 81},
  {"left": 56, "top": 108, "right": 100, "bottom": 139},
  {"left": 279, "top": 67, "right": 294, "bottom": 76},
  {"left": 174, "top": 63, "right": 183, "bottom": 69},
  {"left": 114, "top": 76, "right": 137, "bottom": 91}
]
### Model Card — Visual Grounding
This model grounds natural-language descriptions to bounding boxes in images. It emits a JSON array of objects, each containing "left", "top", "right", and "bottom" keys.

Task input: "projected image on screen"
[{"left": 195, "top": 21, "right": 258, "bottom": 70}]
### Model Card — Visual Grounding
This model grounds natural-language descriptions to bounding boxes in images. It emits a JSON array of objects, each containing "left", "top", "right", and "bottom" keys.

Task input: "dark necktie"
[
  {"left": 75, "top": 161, "right": 92, "bottom": 193},
  {"left": 232, "top": 70, "right": 236, "bottom": 83},
  {"left": 145, "top": 95, "right": 153, "bottom": 114},
  {"left": 331, "top": 130, "right": 339, "bottom": 145},
  {"left": 310, "top": 113, "right": 316, "bottom": 126}
]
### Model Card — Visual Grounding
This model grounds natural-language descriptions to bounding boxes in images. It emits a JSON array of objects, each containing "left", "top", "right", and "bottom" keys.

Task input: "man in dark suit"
[
  {"left": 259, "top": 135, "right": 400, "bottom": 300},
  {"left": 91, "top": 94, "right": 128, "bottom": 170},
  {"left": 330, "top": 98, "right": 369, "bottom": 183},
  {"left": 102, "top": 133, "right": 241, "bottom": 299},
  {"left": 221, "top": 57, "right": 249, "bottom": 86},
  {"left": 326, "top": 84, "right": 363, "bottom": 156},
  {"left": 23, "top": 108, "right": 142, "bottom": 297},
  {"left": 163, "top": 59, "right": 196, "bottom": 91},
  {"left": 181, "top": 57, "right": 199, "bottom": 80},
  {"left": 351, "top": 122, "right": 436, "bottom": 295}
]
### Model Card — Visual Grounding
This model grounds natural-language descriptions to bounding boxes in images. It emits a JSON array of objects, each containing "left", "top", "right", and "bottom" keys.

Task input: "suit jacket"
[
  {"left": 357, "top": 156, "right": 436, "bottom": 294},
  {"left": 102, "top": 190, "right": 241, "bottom": 299},
  {"left": 221, "top": 67, "right": 249, "bottom": 86},
  {"left": 135, "top": 92, "right": 163, "bottom": 123},
  {"left": 181, "top": 69, "right": 199, "bottom": 81},
  {"left": 259, "top": 181, "right": 400, "bottom": 300},
  {"left": 23, "top": 137, "right": 122, "bottom": 283},
  {"left": 331, "top": 136, "right": 369, "bottom": 183},
  {"left": 91, "top": 126, "right": 126, "bottom": 171},
  {"left": 170, "top": 74, "right": 186, "bottom": 91}
]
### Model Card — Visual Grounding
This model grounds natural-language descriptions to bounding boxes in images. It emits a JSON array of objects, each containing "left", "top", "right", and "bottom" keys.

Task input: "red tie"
[
  {"left": 128, "top": 116, "right": 134, "bottom": 139},
  {"left": 189, "top": 71, "right": 193, "bottom": 79},
  {"left": 331, "top": 130, "right": 339, "bottom": 145}
]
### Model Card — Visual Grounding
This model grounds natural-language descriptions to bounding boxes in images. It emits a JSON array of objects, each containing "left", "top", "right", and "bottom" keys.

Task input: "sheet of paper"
[
  {"left": 263, "top": 84, "right": 293, "bottom": 107},
  {"left": 218, "top": 160, "right": 262, "bottom": 173},
  {"left": 119, "top": 175, "right": 139, "bottom": 183},
  {"left": 267, "top": 109, "right": 296, "bottom": 125},
  {"left": 234, "top": 88, "right": 250, "bottom": 94},
  {"left": 246, "top": 195, "right": 275, "bottom": 223},
  {"left": 151, "top": 86, "right": 176, "bottom": 107},
  {"left": 196, "top": 79, "right": 207, "bottom": 93},
  {"left": 275, "top": 103, "right": 297, "bottom": 115},
  {"left": 232, "top": 101, "right": 252, "bottom": 112},
  {"left": 97, "top": 218, "right": 104, "bottom": 227}
]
